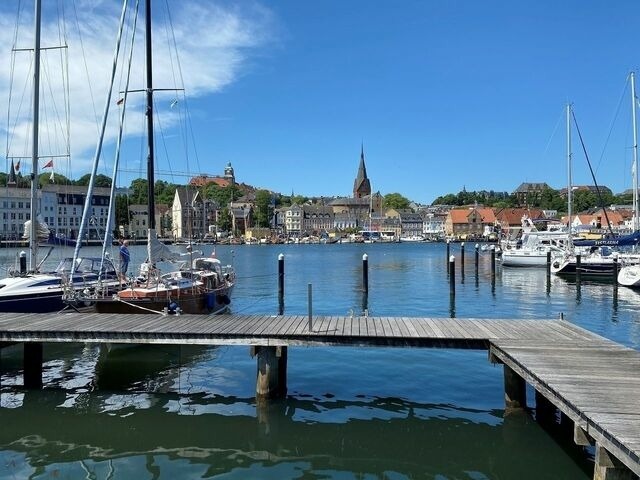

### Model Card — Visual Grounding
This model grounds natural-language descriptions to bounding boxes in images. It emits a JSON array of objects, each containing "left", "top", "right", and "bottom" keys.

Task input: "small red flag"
[
  {"left": 15, "top": 160, "right": 20, "bottom": 172},
  {"left": 43, "top": 159, "right": 53, "bottom": 168}
]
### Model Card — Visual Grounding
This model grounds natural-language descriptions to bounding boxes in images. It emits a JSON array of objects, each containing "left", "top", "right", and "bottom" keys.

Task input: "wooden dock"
[{"left": 0, "top": 312, "right": 638, "bottom": 479}]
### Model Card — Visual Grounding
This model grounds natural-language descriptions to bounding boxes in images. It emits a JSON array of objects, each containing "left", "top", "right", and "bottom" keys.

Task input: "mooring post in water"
[
  {"left": 460, "top": 242, "right": 465, "bottom": 270},
  {"left": 23, "top": 342, "right": 43, "bottom": 389},
  {"left": 362, "top": 253, "right": 369, "bottom": 294},
  {"left": 449, "top": 255, "right": 455, "bottom": 295},
  {"left": 253, "top": 345, "right": 287, "bottom": 399},
  {"left": 475, "top": 244, "right": 479, "bottom": 271},
  {"left": 612, "top": 255, "right": 618, "bottom": 286},
  {"left": 446, "top": 240, "right": 450, "bottom": 273},
  {"left": 503, "top": 365, "right": 526, "bottom": 413},
  {"left": 490, "top": 246, "right": 496, "bottom": 276},
  {"left": 308, "top": 283, "right": 313, "bottom": 331},
  {"left": 19, "top": 250, "right": 27, "bottom": 275},
  {"left": 278, "top": 253, "right": 285, "bottom": 315},
  {"left": 576, "top": 254, "right": 582, "bottom": 285}
]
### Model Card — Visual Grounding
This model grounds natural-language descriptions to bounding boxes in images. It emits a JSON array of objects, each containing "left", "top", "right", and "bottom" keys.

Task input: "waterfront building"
[
  {"left": 333, "top": 212, "right": 358, "bottom": 231},
  {"left": 229, "top": 202, "right": 253, "bottom": 236},
  {"left": 513, "top": 182, "right": 551, "bottom": 206},
  {"left": 422, "top": 212, "right": 446, "bottom": 238},
  {"left": 284, "top": 204, "right": 303, "bottom": 235},
  {"left": 444, "top": 207, "right": 496, "bottom": 238},
  {"left": 302, "top": 205, "right": 334, "bottom": 234}
]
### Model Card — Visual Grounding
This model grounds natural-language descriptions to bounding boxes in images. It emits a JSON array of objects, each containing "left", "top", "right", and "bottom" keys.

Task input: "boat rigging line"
[{"left": 570, "top": 108, "right": 615, "bottom": 238}]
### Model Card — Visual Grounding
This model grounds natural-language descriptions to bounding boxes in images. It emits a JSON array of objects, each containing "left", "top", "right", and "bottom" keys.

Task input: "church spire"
[
  {"left": 7, "top": 159, "right": 17, "bottom": 187},
  {"left": 353, "top": 144, "right": 371, "bottom": 198}
]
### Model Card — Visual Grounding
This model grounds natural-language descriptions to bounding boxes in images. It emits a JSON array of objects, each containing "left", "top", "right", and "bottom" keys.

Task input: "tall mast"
[
  {"left": 567, "top": 103, "right": 573, "bottom": 250},
  {"left": 631, "top": 72, "right": 638, "bottom": 231},
  {"left": 29, "top": 0, "right": 42, "bottom": 271},
  {"left": 145, "top": 0, "right": 156, "bottom": 230}
]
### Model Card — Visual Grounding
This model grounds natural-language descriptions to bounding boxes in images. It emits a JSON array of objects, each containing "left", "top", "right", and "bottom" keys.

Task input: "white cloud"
[{"left": 0, "top": 0, "right": 274, "bottom": 180}]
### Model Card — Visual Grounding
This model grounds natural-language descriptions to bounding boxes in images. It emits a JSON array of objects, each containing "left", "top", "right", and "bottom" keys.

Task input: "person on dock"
[{"left": 119, "top": 240, "right": 130, "bottom": 283}]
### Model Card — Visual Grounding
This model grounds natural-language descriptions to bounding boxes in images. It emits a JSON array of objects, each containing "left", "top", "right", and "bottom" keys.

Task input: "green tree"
[
  {"left": 217, "top": 207, "right": 232, "bottom": 232},
  {"left": 114, "top": 195, "right": 130, "bottom": 232},
  {"left": 254, "top": 189, "right": 273, "bottom": 227},
  {"left": 383, "top": 192, "right": 411, "bottom": 210},
  {"left": 75, "top": 173, "right": 112, "bottom": 187},
  {"left": 130, "top": 178, "right": 148, "bottom": 203}
]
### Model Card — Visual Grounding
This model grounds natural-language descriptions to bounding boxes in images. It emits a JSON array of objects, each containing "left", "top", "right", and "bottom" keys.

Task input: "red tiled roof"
[{"left": 189, "top": 176, "right": 230, "bottom": 188}]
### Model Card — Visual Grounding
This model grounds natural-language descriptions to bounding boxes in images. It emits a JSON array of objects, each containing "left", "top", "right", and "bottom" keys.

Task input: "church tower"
[
  {"left": 353, "top": 144, "right": 371, "bottom": 198},
  {"left": 223, "top": 162, "right": 235, "bottom": 184}
]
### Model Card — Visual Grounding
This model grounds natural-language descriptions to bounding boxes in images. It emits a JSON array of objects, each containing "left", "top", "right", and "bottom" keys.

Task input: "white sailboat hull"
[{"left": 618, "top": 265, "right": 640, "bottom": 287}]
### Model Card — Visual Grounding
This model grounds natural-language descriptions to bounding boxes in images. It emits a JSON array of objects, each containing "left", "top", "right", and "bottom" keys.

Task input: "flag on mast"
[
  {"left": 43, "top": 159, "right": 53, "bottom": 168},
  {"left": 15, "top": 160, "right": 20, "bottom": 172}
]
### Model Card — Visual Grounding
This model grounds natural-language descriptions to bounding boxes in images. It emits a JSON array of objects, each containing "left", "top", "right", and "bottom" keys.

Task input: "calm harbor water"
[{"left": 1, "top": 242, "right": 639, "bottom": 479}]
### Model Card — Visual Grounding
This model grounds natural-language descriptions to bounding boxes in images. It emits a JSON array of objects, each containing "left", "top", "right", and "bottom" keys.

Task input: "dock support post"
[
  {"left": 253, "top": 346, "right": 287, "bottom": 399},
  {"left": 535, "top": 390, "right": 557, "bottom": 424},
  {"left": 546, "top": 251, "right": 552, "bottom": 294},
  {"left": 576, "top": 254, "right": 582, "bottom": 284},
  {"left": 449, "top": 255, "right": 455, "bottom": 296},
  {"left": 362, "top": 253, "right": 369, "bottom": 294},
  {"left": 594, "top": 445, "right": 636, "bottom": 480},
  {"left": 23, "top": 342, "right": 43, "bottom": 389},
  {"left": 503, "top": 365, "right": 526, "bottom": 412},
  {"left": 612, "top": 256, "right": 618, "bottom": 285},
  {"left": 460, "top": 242, "right": 465, "bottom": 270},
  {"left": 278, "top": 253, "right": 285, "bottom": 315}
]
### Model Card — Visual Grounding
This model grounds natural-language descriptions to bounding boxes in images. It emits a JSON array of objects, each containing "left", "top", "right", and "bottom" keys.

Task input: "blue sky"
[{"left": 2, "top": 1, "right": 640, "bottom": 204}]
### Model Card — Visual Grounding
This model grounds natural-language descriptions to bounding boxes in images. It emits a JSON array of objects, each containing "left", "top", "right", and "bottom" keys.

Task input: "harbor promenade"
[{"left": 0, "top": 312, "right": 638, "bottom": 479}]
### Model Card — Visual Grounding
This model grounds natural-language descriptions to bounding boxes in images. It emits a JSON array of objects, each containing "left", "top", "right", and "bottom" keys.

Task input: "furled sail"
[{"left": 147, "top": 229, "right": 180, "bottom": 263}]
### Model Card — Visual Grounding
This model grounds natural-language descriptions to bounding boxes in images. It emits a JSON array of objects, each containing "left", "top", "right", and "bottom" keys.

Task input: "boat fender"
[
  {"left": 216, "top": 294, "right": 231, "bottom": 305},
  {"left": 168, "top": 301, "right": 180, "bottom": 313}
]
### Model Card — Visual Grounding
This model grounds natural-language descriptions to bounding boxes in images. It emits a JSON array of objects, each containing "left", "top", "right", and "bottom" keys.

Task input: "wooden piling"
[
  {"left": 362, "top": 253, "right": 369, "bottom": 294},
  {"left": 490, "top": 246, "right": 496, "bottom": 276},
  {"left": 576, "top": 254, "right": 582, "bottom": 284},
  {"left": 23, "top": 342, "right": 43, "bottom": 389},
  {"left": 449, "top": 255, "right": 455, "bottom": 295},
  {"left": 278, "top": 253, "right": 285, "bottom": 315},
  {"left": 460, "top": 242, "right": 465, "bottom": 270},
  {"left": 612, "top": 256, "right": 618, "bottom": 285},
  {"left": 254, "top": 346, "right": 287, "bottom": 399},
  {"left": 475, "top": 244, "right": 479, "bottom": 272},
  {"left": 503, "top": 365, "right": 526, "bottom": 412},
  {"left": 446, "top": 240, "right": 450, "bottom": 273}
]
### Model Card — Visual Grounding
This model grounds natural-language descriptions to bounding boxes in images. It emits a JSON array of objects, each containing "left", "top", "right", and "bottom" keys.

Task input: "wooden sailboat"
[{"left": 89, "top": 0, "right": 234, "bottom": 314}]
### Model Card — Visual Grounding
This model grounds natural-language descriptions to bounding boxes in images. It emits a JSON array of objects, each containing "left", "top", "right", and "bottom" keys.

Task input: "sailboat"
[
  {"left": 0, "top": 0, "right": 121, "bottom": 313},
  {"left": 618, "top": 71, "right": 640, "bottom": 288},
  {"left": 87, "top": 0, "right": 234, "bottom": 314},
  {"left": 553, "top": 76, "right": 640, "bottom": 278}
]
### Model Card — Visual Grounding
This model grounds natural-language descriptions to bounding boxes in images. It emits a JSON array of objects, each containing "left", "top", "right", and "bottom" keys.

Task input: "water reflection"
[{"left": 0, "top": 389, "right": 591, "bottom": 480}]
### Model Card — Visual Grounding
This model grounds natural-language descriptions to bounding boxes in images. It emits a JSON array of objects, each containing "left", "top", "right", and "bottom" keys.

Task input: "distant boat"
[
  {"left": 399, "top": 235, "right": 425, "bottom": 243},
  {"left": 618, "top": 263, "right": 640, "bottom": 288}
]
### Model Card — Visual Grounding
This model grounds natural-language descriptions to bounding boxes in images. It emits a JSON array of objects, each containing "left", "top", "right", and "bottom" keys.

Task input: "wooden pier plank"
[{"left": 1, "top": 312, "right": 639, "bottom": 475}]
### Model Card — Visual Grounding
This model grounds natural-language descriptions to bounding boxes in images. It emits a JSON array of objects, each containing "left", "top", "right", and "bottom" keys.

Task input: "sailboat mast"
[
  {"left": 145, "top": 0, "right": 156, "bottom": 230},
  {"left": 29, "top": 0, "right": 42, "bottom": 271},
  {"left": 567, "top": 103, "right": 573, "bottom": 249},
  {"left": 631, "top": 71, "right": 638, "bottom": 232}
]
